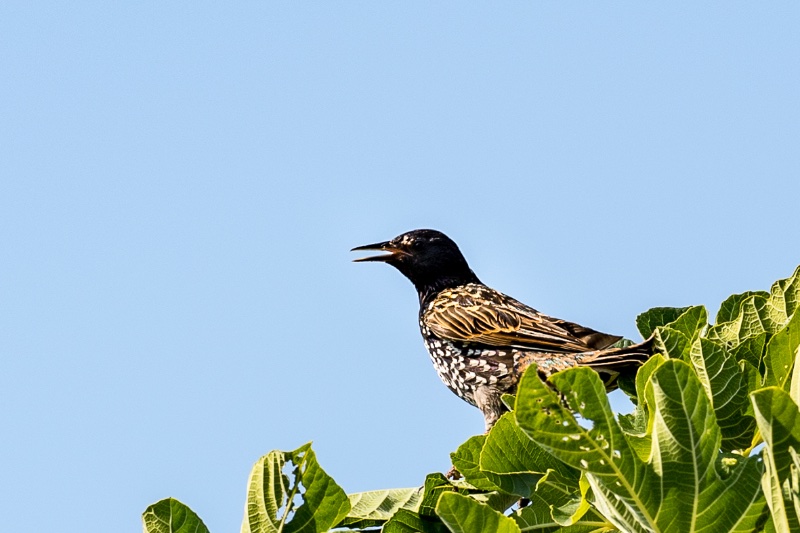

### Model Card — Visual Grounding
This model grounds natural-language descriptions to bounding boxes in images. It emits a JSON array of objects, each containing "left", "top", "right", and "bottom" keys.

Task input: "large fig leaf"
[{"left": 515, "top": 361, "right": 764, "bottom": 533}]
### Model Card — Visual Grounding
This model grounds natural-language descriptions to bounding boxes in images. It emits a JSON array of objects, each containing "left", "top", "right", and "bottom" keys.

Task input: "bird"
[{"left": 352, "top": 229, "right": 654, "bottom": 432}]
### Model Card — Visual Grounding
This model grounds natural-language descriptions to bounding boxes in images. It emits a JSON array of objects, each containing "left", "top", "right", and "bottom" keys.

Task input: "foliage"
[{"left": 143, "top": 266, "right": 800, "bottom": 533}]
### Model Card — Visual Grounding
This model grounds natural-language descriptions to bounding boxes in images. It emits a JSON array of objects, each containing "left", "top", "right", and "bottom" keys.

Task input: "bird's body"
[
  {"left": 353, "top": 229, "right": 653, "bottom": 430},
  {"left": 420, "top": 284, "right": 520, "bottom": 412}
]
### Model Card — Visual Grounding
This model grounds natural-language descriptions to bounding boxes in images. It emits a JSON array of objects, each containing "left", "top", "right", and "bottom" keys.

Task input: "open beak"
[{"left": 351, "top": 241, "right": 406, "bottom": 262}]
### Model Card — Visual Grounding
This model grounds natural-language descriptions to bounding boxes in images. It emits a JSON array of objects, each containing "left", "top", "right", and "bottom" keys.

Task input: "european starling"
[{"left": 353, "top": 229, "right": 653, "bottom": 431}]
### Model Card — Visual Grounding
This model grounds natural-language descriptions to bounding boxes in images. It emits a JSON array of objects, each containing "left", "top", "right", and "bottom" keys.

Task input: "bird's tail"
[{"left": 514, "top": 336, "right": 656, "bottom": 392}]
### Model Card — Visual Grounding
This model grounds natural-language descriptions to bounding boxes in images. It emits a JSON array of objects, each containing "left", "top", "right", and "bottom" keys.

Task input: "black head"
[{"left": 352, "top": 229, "right": 481, "bottom": 301}]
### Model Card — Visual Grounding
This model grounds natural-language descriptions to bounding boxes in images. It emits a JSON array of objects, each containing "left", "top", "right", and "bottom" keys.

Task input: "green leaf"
[
  {"left": 643, "top": 360, "right": 719, "bottom": 524},
  {"left": 730, "top": 333, "right": 766, "bottom": 370},
  {"left": 647, "top": 361, "right": 765, "bottom": 532},
  {"left": 751, "top": 387, "right": 800, "bottom": 532},
  {"left": 510, "top": 494, "right": 562, "bottom": 532},
  {"left": 610, "top": 338, "right": 634, "bottom": 349},
  {"left": 450, "top": 435, "right": 499, "bottom": 492},
  {"left": 620, "top": 354, "right": 666, "bottom": 460},
  {"left": 515, "top": 362, "right": 764, "bottom": 533},
  {"left": 383, "top": 509, "right": 449, "bottom": 533},
  {"left": 654, "top": 327, "right": 691, "bottom": 360},
  {"left": 617, "top": 372, "right": 638, "bottom": 401},
  {"left": 767, "top": 265, "right": 800, "bottom": 324},
  {"left": 143, "top": 498, "right": 210, "bottom": 533},
  {"left": 241, "top": 443, "right": 350, "bottom": 533},
  {"left": 436, "top": 492, "right": 521, "bottom": 533},
  {"left": 511, "top": 473, "right": 612, "bottom": 532},
  {"left": 729, "top": 499, "right": 772, "bottom": 533},
  {"left": 688, "top": 338, "right": 755, "bottom": 451},
  {"left": 764, "top": 309, "right": 800, "bottom": 389},
  {"left": 789, "top": 449, "right": 800, "bottom": 527},
  {"left": 480, "top": 412, "right": 576, "bottom": 498},
  {"left": 667, "top": 305, "right": 708, "bottom": 343},
  {"left": 549, "top": 473, "right": 595, "bottom": 527},
  {"left": 740, "top": 360, "right": 762, "bottom": 418},
  {"left": 716, "top": 291, "right": 771, "bottom": 324},
  {"left": 502, "top": 393, "right": 516, "bottom": 411},
  {"left": 707, "top": 267, "right": 800, "bottom": 353},
  {"left": 791, "top": 343, "right": 800, "bottom": 406},
  {"left": 515, "top": 366, "right": 632, "bottom": 477},
  {"left": 652, "top": 306, "right": 708, "bottom": 361},
  {"left": 634, "top": 353, "right": 666, "bottom": 405},
  {"left": 707, "top": 295, "right": 763, "bottom": 346},
  {"left": 551, "top": 527, "right": 617, "bottom": 533},
  {"left": 468, "top": 490, "right": 519, "bottom": 514},
  {"left": 636, "top": 306, "right": 690, "bottom": 339},
  {"left": 338, "top": 487, "right": 422, "bottom": 528},
  {"left": 708, "top": 294, "right": 782, "bottom": 349},
  {"left": 418, "top": 473, "right": 458, "bottom": 518},
  {"left": 515, "top": 365, "right": 655, "bottom": 531}
]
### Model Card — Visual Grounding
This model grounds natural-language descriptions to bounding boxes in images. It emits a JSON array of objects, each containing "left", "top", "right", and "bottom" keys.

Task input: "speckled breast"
[{"left": 419, "top": 321, "right": 515, "bottom": 406}]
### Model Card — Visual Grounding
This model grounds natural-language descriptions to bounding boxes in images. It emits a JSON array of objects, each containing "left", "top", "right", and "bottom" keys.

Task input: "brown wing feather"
[
  {"left": 424, "top": 285, "right": 617, "bottom": 353},
  {"left": 548, "top": 318, "right": 622, "bottom": 350}
]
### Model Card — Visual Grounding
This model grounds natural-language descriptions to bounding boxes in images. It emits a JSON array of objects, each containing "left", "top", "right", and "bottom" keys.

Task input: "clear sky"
[{"left": 1, "top": 3, "right": 799, "bottom": 532}]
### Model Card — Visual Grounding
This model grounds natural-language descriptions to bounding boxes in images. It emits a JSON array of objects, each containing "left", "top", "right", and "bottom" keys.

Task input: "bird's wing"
[
  {"left": 546, "top": 318, "right": 623, "bottom": 350},
  {"left": 423, "top": 286, "right": 621, "bottom": 353}
]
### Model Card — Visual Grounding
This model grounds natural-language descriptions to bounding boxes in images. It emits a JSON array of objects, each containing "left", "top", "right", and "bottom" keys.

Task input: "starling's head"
[{"left": 352, "top": 229, "right": 480, "bottom": 298}]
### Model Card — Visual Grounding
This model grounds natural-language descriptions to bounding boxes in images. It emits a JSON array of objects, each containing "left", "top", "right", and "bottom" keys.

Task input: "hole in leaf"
[
  {"left": 275, "top": 457, "right": 310, "bottom": 525},
  {"left": 292, "top": 488, "right": 304, "bottom": 510},
  {"left": 574, "top": 414, "right": 594, "bottom": 431}
]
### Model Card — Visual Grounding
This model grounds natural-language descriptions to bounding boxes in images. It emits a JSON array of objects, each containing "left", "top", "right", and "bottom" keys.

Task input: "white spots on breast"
[
  {"left": 421, "top": 321, "right": 517, "bottom": 407},
  {"left": 423, "top": 337, "right": 478, "bottom": 405}
]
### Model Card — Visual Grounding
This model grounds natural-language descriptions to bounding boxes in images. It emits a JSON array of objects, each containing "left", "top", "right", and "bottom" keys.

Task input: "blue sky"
[{"left": 1, "top": 3, "right": 799, "bottom": 532}]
